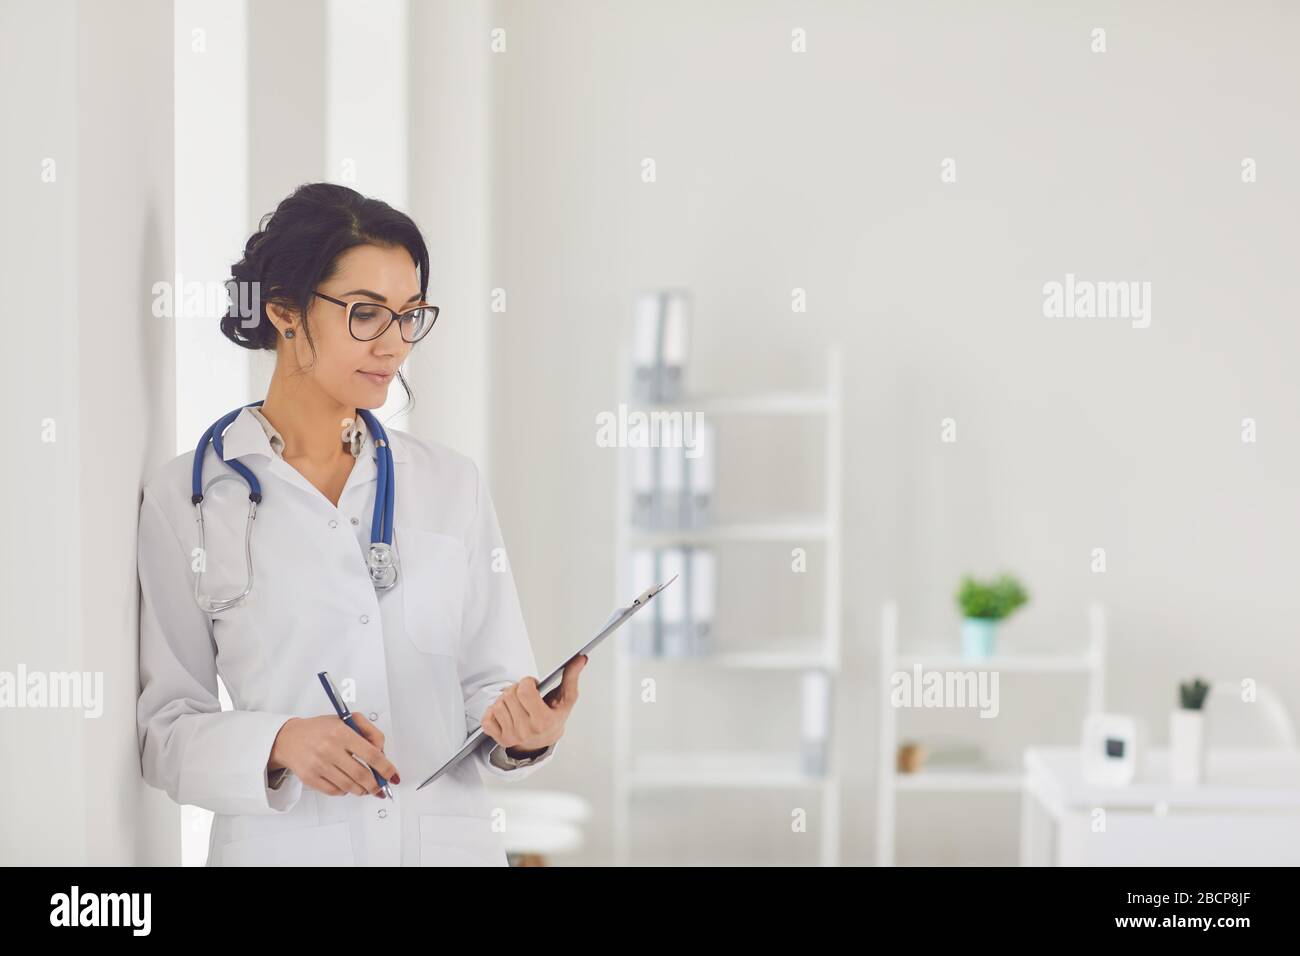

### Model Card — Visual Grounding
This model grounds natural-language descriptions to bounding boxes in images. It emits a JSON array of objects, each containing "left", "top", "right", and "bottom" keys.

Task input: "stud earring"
[{"left": 283, "top": 328, "right": 295, "bottom": 339}]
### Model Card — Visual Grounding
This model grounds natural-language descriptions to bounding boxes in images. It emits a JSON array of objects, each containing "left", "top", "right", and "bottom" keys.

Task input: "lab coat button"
[
  {"left": 368, "top": 711, "right": 378, "bottom": 721},
  {"left": 360, "top": 614, "right": 369, "bottom": 624},
  {"left": 378, "top": 808, "right": 387, "bottom": 819},
  {"left": 351, "top": 516, "right": 360, "bottom": 526},
  {"left": 328, "top": 519, "right": 338, "bottom": 529}
]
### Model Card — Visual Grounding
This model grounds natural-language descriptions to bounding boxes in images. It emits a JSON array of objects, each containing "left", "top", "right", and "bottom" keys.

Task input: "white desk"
[{"left": 1021, "top": 746, "right": 1300, "bottom": 866}]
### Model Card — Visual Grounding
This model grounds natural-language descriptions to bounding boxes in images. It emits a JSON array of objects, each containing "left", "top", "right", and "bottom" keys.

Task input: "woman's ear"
[{"left": 265, "top": 301, "right": 298, "bottom": 337}]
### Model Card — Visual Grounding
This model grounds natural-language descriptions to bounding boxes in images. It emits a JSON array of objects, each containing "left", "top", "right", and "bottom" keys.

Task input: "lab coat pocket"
[
  {"left": 399, "top": 528, "right": 468, "bottom": 657},
  {"left": 218, "top": 820, "right": 354, "bottom": 866},
  {"left": 418, "top": 814, "right": 507, "bottom": 866}
]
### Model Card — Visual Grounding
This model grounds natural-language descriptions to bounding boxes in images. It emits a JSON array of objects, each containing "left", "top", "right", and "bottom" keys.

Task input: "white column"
[
  {"left": 326, "top": 0, "right": 412, "bottom": 432},
  {"left": 405, "top": 0, "right": 493, "bottom": 471},
  {"left": 0, "top": 0, "right": 177, "bottom": 864},
  {"left": 174, "top": 0, "right": 250, "bottom": 452},
  {"left": 172, "top": 0, "right": 250, "bottom": 865},
  {"left": 246, "top": 0, "right": 327, "bottom": 398}
]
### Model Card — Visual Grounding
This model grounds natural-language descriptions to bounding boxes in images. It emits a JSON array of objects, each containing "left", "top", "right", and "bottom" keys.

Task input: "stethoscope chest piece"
[{"left": 368, "top": 541, "right": 398, "bottom": 590}]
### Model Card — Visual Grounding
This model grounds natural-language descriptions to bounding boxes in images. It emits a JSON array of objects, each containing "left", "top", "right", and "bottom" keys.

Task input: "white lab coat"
[{"left": 135, "top": 407, "right": 556, "bottom": 866}]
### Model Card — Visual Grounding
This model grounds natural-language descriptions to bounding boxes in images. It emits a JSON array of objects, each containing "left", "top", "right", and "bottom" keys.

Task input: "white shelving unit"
[
  {"left": 875, "top": 601, "right": 1107, "bottom": 866},
  {"left": 612, "top": 346, "right": 843, "bottom": 866}
]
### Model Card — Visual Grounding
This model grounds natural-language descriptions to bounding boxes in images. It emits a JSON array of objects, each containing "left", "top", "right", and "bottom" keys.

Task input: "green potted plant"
[
  {"left": 1171, "top": 678, "right": 1210, "bottom": 785},
  {"left": 955, "top": 573, "right": 1028, "bottom": 658}
]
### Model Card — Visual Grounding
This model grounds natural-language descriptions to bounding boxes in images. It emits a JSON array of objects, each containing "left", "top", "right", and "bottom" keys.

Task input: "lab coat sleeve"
[
  {"left": 459, "top": 462, "right": 558, "bottom": 781},
  {"left": 487, "top": 740, "right": 558, "bottom": 772},
  {"left": 135, "top": 485, "right": 305, "bottom": 815}
]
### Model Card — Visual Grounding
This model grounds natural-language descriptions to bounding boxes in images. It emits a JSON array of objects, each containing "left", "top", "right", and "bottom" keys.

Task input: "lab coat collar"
[{"left": 218, "top": 406, "right": 410, "bottom": 464}]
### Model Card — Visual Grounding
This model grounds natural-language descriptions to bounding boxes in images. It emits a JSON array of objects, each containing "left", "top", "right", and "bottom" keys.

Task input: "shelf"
[
  {"left": 628, "top": 516, "right": 831, "bottom": 546},
  {"left": 876, "top": 601, "right": 1108, "bottom": 865},
  {"left": 639, "top": 392, "right": 834, "bottom": 416},
  {"left": 893, "top": 650, "right": 1097, "bottom": 673},
  {"left": 610, "top": 857, "right": 816, "bottom": 868},
  {"left": 894, "top": 768, "right": 1025, "bottom": 793},
  {"left": 628, "top": 638, "right": 835, "bottom": 670},
  {"left": 614, "top": 346, "right": 844, "bottom": 865},
  {"left": 628, "top": 751, "right": 835, "bottom": 790}
]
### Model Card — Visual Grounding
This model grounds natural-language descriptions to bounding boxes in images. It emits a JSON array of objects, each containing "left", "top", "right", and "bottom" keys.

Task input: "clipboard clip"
[{"left": 633, "top": 574, "right": 677, "bottom": 606}]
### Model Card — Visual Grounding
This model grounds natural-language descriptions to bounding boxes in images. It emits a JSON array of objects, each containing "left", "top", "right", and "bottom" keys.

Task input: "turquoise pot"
[{"left": 961, "top": 617, "right": 998, "bottom": 659}]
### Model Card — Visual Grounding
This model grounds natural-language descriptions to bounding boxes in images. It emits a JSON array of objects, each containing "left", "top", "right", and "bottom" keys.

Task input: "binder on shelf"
[
  {"left": 801, "top": 670, "right": 831, "bottom": 776},
  {"left": 631, "top": 293, "right": 662, "bottom": 404},
  {"left": 628, "top": 548, "right": 659, "bottom": 657},
  {"left": 659, "top": 291, "right": 690, "bottom": 403},
  {"left": 631, "top": 443, "right": 657, "bottom": 528},
  {"left": 658, "top": 547, "right": 689, "bottom": 657},
  {"left": 684, "top": 418, "right": 714, "bottom": 528},
  {"left": 687, "top": 547, "right": 715, "bottom": 656},
  {"left": 657, "top": 441, "right": 685, "bottom": 530},
  {"left": 629, "top": 289, "right": 691, "bottom": 404},
  {"left": 634, "top": 418, "right": 710, "bottom": 531}
]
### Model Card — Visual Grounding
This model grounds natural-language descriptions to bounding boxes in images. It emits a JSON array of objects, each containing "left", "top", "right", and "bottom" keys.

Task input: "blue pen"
[{"left": 317, "top": 671, "right": 394, "bottom": 799}]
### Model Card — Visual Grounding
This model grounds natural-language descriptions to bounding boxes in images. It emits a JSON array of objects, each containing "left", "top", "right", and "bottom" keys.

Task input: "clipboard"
[{"left": 414, "top": 576, "right": 676, "bottom": 790}]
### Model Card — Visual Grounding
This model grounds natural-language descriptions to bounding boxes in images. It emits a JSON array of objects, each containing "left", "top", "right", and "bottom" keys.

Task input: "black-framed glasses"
[{"left": 313, "top": 291, "right": 440, "bottom": 343}]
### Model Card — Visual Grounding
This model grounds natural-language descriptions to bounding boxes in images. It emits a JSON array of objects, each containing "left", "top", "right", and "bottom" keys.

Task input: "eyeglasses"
[{"left": 313, "top": 291, "right": 440, "bottom": 343}]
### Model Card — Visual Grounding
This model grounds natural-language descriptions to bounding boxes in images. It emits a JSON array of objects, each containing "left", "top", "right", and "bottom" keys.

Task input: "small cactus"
[{"left": 1179, "top": 677, "right": 1210, "bottom": 710}]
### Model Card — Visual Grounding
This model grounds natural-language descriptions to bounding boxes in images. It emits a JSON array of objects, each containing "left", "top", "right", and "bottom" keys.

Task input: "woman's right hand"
[{"left": 269, "top": 714, "right": 400, "bottom": 798}]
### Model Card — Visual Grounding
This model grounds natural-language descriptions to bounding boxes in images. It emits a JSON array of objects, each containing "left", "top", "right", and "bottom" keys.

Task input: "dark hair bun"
[
  {"left": 218, "top": 182, "right": 431, "bottom": 353},
  {"left": 219, "top": 227, "right": 279, "bottom": 350}
]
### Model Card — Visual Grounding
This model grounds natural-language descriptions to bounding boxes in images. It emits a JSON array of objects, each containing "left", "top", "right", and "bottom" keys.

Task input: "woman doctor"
[{"left": 136, "top": 183, "right": 584, "bottom": 866}]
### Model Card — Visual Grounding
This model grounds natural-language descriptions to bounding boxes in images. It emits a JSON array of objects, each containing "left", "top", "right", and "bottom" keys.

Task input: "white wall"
[
  {"left": 0, "top": 0, "right": 176, "bottom": 864},
  {"left": 485, "top": 0, "right": 1300, "bottom": 864}
]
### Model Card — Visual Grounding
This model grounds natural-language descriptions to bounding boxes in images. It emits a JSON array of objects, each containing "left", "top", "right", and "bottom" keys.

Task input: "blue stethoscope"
[{"left": 191, "top": 400, "right": 397, "bottom": 613}]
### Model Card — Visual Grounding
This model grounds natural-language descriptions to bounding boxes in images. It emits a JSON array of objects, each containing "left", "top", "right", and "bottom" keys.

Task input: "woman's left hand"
[{"left": 481, "top": 654, "right": 587, "bottom": 755}]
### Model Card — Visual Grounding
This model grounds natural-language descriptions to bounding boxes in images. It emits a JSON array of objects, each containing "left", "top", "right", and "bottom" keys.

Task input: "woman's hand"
[
  {"left": 481, "top": 655, "right": 587, "bottom": 755},
  {"left": 269, "top": 713, "right": 400, "bottom": 798}
]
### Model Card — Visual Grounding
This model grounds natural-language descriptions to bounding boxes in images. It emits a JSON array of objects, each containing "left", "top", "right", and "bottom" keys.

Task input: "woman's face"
[{"left": 271, "top": 242, "right": 423, "bottom": 409}]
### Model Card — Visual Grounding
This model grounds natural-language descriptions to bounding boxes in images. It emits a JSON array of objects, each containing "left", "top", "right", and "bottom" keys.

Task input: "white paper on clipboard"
[{"left": 414, "top": 576, "right": 676, "bottom": 790}]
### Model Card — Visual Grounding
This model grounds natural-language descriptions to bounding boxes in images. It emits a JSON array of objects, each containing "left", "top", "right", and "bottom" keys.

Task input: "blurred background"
[{"left": 3, "top": 0, "right": 1299, "bottom": 865}]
